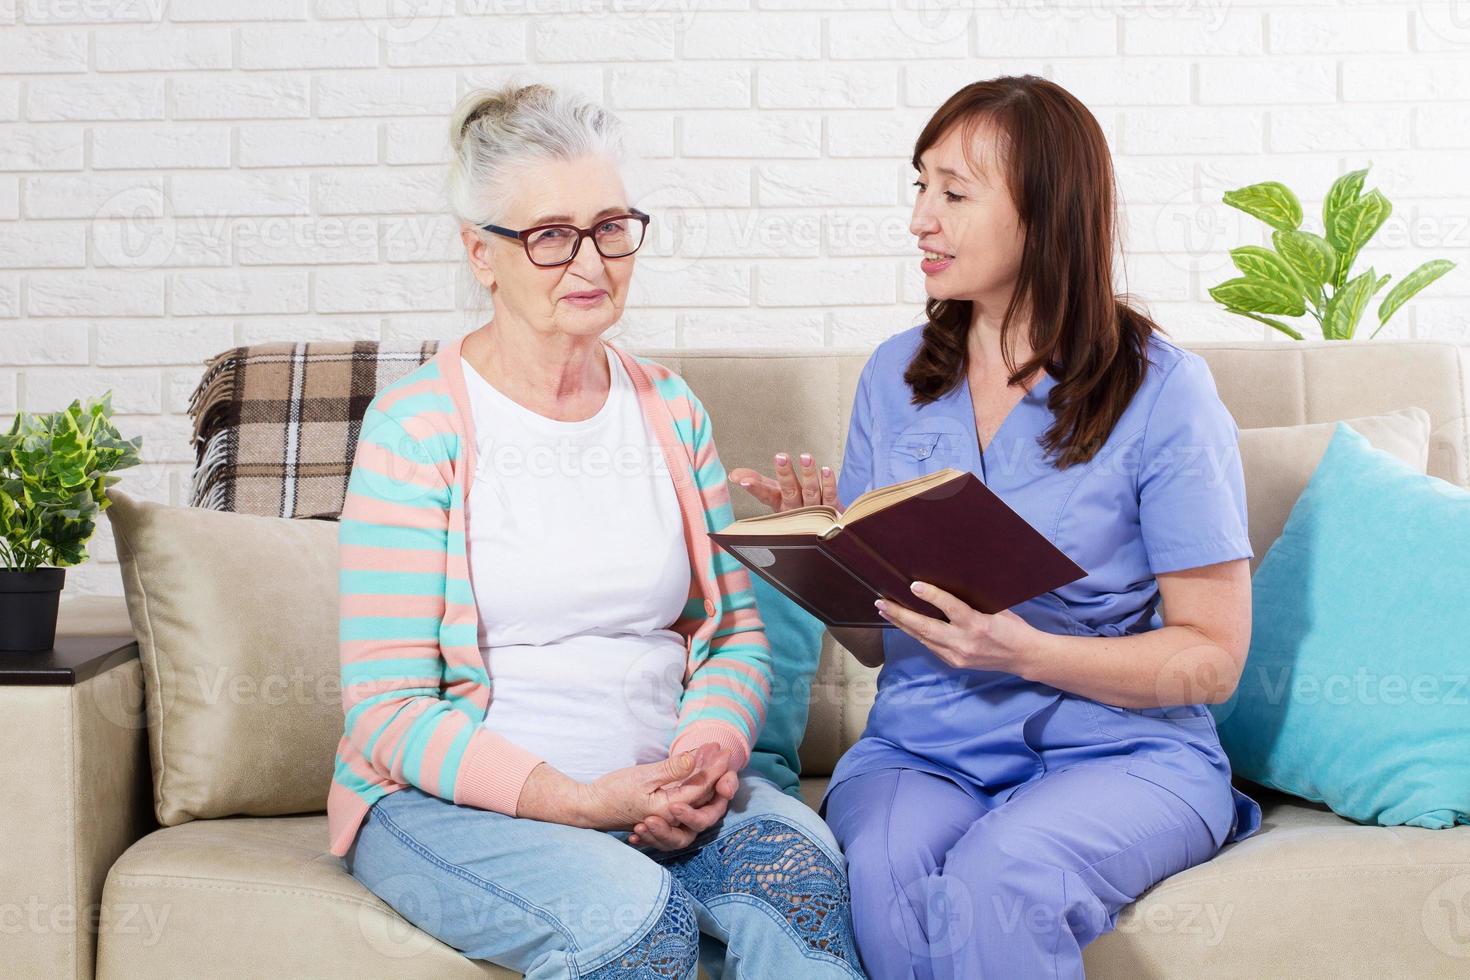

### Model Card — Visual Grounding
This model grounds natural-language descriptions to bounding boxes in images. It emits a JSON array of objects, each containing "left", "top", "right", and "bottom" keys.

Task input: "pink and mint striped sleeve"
[
  {"left": 668, "top": 388, "right": 774, "bottom": 768},
  {"left": 337, "top": 393, "right": 544, "bottom": 815}
]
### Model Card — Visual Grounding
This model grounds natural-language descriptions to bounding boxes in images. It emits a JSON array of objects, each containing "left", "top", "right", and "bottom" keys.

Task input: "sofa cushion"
[
  {"left": 1236, "top": 407, "right": 1430, "bottom": 574},
  {"left": 745, "top": 573, "right": 828, "bottom": 797},
  {"left": 105, "top": 489, "right": 341, "bottom": 826},
  {"left": 96, "top": 813, "right": 510, "bottom": 980},
  {"left": 96, "top": 777, "right": 1470, "bottom": 980},
  {"left": 1216, "top": 422, "right": 1470, "bottom": 829}
]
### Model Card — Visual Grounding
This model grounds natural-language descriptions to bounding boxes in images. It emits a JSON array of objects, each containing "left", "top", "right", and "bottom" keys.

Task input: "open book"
[{"left": 712, "top": 468, "right": 1086, "bottom": 628}]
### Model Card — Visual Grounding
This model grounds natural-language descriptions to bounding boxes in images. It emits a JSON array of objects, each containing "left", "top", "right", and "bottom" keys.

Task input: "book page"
[
  {"left": 717, "top": 505, "right": 841, "bottom": 536},
  {"left": 717, "top": 468, "right": 965, "bottom": 536},
  {"left": 840, "top": 468, "right": 965, "bottom": 525}
]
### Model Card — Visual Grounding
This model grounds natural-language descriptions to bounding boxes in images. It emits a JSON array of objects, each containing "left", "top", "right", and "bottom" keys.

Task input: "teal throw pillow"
[
  {"left": 745, "top": 574, "right": 827, "bottom": 799},
  {"left": 1211, "top": 422, "right": 1470, "bottom": 829}
]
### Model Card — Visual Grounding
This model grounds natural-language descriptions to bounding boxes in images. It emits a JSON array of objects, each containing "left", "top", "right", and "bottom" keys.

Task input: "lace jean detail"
[
  {"left": 584, "top": 877, "right": 698, "bottom": 980},
  {"left": 662, "top": 818, "right": 861, "bottom": 967}
]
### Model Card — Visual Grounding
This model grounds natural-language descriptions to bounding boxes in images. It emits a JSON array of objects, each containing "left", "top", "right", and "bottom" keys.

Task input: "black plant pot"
[{"left": 0, "top": 567, "right": 67, "bottom": 652}]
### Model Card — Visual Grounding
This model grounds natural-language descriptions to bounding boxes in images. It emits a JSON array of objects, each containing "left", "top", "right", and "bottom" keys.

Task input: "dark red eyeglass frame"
[{"left": 479, "top": 208, "right": 652, "bottom": 267}]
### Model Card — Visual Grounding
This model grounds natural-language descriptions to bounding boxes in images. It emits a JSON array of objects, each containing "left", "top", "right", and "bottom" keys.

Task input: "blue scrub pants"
[{"left": 823, "top": 763, "right": 1217, "bottom": 980}]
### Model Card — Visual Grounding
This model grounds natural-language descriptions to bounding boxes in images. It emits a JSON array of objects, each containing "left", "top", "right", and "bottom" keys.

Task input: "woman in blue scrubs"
[{"left": 730, "top": 75, "right": 1263, "bottom": 979}]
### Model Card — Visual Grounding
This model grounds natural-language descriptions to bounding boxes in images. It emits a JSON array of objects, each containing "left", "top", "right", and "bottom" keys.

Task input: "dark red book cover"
[{"left": 712, "top": 472, "right": 1086, "bottom": 628}]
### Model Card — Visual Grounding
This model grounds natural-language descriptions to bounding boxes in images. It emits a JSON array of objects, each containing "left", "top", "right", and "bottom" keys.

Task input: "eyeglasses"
[{"left": 479, "top": 208, "right": 652, "bottom": 267}]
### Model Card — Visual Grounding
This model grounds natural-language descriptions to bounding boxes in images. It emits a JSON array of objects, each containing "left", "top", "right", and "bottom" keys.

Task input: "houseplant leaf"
[
  {"left": 1372, "top": 259, "right": 1457, "bottom": 338},
  {"left": 1236, "top": 310, "right": 1305, "bottom": 341},
  {"left": 1230, "top": 245, "right": 1304, "bottom": 289},
  {"left": 1322, "top": 167, "right": 1368, "bottom": 242},
  {"left": 1326, "top": 188, "right": 1391, "bottom": 288},
  {"left": 1223, "top": 182, "right": 1303, "bottom": 232},
  {"left": 1324, "top": 267, "right": 1377, "bottom": 339},
  {"left": 1209, "top": 277, "right": 1308, "bottom": 317},
  {"left": 1272, "top": 229, "right": 1336, "bottom": 290}
]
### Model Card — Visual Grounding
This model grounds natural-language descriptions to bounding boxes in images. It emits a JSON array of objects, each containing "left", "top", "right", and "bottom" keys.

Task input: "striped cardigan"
[{"left": 326, "top": 332, "right": 773, "bottom": 858}]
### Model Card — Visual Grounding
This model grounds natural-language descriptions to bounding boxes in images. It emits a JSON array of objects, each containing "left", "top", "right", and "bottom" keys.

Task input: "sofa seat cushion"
[
  {"left": 1087, "top": 779, "right": 1470, "bottom": 978},
  {"left": 97, "top": 813, "right": 511, "bottom": 980},
  {"left": 97, "top": 780, "right": 1470, "bottom": 980}
]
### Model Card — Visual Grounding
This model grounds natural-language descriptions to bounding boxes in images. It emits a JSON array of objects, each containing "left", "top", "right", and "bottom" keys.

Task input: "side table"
[{"left": 0, "top": 596, "right": 155, "bottom": 980}]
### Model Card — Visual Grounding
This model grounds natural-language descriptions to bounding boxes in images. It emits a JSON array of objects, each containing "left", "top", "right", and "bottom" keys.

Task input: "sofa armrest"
[{"left": 0, "top": 597, "right": 156, "bottom": 980}]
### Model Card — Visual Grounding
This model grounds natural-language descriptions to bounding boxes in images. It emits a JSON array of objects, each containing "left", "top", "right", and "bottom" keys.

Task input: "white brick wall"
[{"left": 1, "top": 1, "right": 1468, "bottom": 596}]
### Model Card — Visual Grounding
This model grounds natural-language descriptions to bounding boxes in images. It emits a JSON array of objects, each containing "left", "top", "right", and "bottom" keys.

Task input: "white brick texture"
[{"left": 0, "top": 2, "right": 1467, "bottom": 596}]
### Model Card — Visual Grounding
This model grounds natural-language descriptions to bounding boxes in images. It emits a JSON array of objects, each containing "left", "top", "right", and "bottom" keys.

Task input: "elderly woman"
[{"left": 325, "top": 83, "right": 863, "bottom": 980}]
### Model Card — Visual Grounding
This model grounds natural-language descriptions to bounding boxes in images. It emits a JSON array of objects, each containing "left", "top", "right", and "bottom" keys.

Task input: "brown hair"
[{"left": 904, "top": 74, "right": 1159, "bottom": 469}]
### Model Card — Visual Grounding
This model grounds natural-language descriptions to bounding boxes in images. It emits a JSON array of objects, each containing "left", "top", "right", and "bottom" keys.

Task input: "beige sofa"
[{"left": 7, "top": 339, "right": 1470, "bottom": 980}]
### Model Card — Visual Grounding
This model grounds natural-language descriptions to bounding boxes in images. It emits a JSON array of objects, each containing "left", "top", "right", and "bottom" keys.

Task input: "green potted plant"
[
  {"left": 0, "top": 393, "right": 141, "bottom": 651},
  {"left": 1208, "top": 166, "right": 1456, "bottom": 340}
]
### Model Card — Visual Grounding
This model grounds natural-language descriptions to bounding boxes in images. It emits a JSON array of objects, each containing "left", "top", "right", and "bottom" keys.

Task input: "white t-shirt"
[{"left": 461, "top": 344, "right": 691, "bottom": 783}]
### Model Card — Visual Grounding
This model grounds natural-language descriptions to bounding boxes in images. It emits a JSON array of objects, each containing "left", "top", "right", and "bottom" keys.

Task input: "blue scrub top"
[{"left": 823, "top": 325, "right": 1263, "bottom": 850}]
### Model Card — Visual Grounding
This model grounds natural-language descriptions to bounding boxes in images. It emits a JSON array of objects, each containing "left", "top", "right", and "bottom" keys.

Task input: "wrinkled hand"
[
  {"left": 628, "top": 743, "right": 741, "bottom": 851},
  {"left": 875, "top": 580, "right": 1038, "bottom": 674},
  {"left": 728, "top": 452, "right": 841, "bottom": 514},
  {"left": 576, "top": 743, "right": 733, "bottom": 835}
]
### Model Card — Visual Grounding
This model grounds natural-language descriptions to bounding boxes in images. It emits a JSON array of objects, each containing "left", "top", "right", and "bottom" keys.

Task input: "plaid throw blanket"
[{"left": 187, "top": 341, "right": 439, "bottom": 519}]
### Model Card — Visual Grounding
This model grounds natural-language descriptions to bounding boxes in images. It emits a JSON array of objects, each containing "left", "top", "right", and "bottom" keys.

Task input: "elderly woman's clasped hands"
[{"left": 623, "top": 741, "right": 742, "bottom": 849}]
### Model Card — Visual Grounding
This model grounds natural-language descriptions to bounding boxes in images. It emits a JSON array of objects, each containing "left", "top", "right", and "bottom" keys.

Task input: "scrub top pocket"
[
  {"left": 893, "top": 431, "right": 940, "bottom": 461},
  {"left": 891, "top": 431, "right": 943, "bottom": 465},
  {"left": 885, "top": 420, "right": 971, "bottom": 483}
]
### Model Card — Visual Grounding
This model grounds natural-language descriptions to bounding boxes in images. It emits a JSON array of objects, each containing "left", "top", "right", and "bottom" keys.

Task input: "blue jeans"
[{"left": 344, "top": 767, "right": 866, "bottom": 979}]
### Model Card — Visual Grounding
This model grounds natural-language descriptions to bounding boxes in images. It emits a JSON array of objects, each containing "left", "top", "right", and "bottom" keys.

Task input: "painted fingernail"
[
  {"left": 821, "top": 466, "right": 831, "bottom": 476},
  {"left": 874, "top": 599, "right": 886, "bottom": 610},
  {"left": 775, "top": 453, "right": 788, "bottom": 466},
  {"left": 910, "top": 581, "right": 925, "bottom": 595},
  {"left": 800, "top": 453, "right": 811, "bottom": 466},
  {"left": 739, "top": 479, "right": 751, "bottom": 487}
]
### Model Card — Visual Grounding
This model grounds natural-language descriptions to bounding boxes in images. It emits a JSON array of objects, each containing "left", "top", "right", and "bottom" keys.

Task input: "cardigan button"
[{"left": 704, "top": 599, "right": 716, "bottom": 617}]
